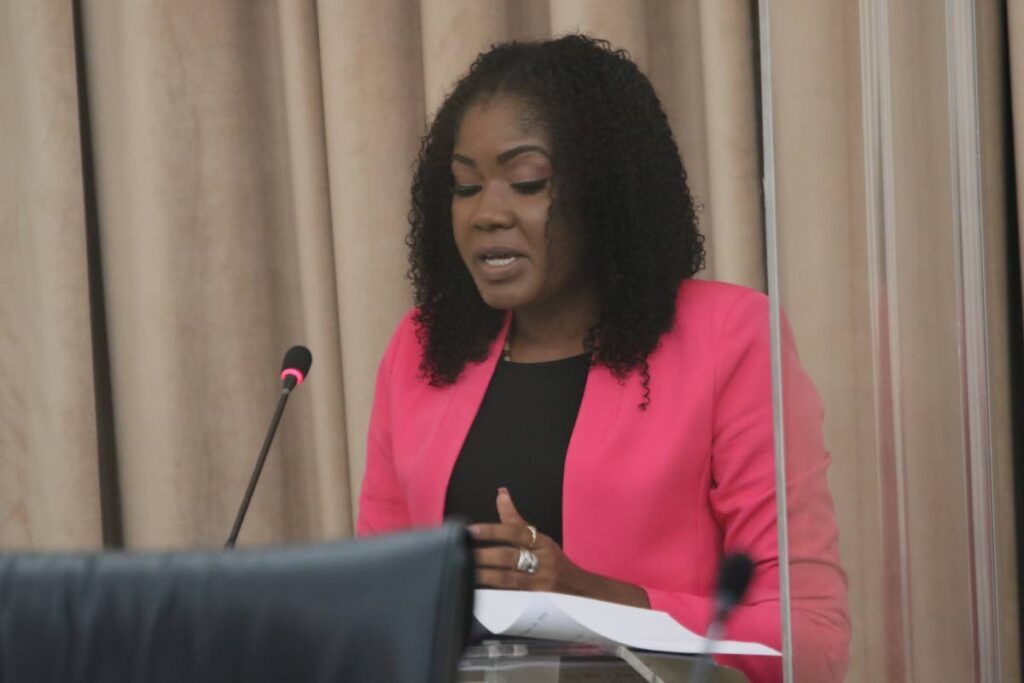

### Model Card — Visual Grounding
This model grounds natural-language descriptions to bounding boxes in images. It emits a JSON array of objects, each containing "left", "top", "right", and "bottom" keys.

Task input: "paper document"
[{"left": 473, "top": 590, "right": 780, "bottom": 656}]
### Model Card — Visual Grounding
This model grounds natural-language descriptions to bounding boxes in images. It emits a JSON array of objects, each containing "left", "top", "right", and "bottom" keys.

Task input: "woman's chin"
[{"left": 477, "top": 284, "right": 535, "bottom": 311}]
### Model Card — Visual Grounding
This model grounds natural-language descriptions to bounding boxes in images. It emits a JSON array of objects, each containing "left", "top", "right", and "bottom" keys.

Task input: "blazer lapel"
[
  {"left": 561, "top": 359, "right": 628, "bottom": 554},
  {"left": 418, "top": 314, "right": 512, "bottom": 523}
]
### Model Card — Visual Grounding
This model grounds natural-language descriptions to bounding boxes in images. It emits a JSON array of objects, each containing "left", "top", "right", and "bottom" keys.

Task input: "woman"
[{"left": 357, "top": 35, "right": 849, "bottom": 682}]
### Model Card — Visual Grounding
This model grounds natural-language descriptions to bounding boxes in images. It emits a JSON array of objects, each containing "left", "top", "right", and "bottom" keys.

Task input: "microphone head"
[
  {"left": 715, "top": 553, "right": 754, "bottom": 615},
  {"left": 280, "top": 345, "right": 312, "bottom": 387}
]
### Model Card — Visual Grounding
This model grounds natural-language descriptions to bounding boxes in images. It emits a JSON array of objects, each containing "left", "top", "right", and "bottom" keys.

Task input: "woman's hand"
[
  {"left": 469, "top": 488, "right": 650, "bottom": 609},
  {"left": 469, "top": 487, "right": 580, "bottom": 593}
]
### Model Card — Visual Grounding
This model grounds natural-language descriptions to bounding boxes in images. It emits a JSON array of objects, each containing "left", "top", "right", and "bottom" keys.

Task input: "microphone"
[
  {"left": 713, "top": 553, "right": 754, "bottom": 620},
  {"left": 689, "top": 553, "right": 754, "bottom": 683},
  {"left": 280, "top": 345, "right": 312, "bottom": 391},
  {"left": 225, "top": 346, "right": 313, "bottom": 549}
]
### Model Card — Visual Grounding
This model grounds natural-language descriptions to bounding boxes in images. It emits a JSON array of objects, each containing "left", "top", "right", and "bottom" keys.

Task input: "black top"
[{"left": 443, "top": 354, "right": 590, "bottom": 547}]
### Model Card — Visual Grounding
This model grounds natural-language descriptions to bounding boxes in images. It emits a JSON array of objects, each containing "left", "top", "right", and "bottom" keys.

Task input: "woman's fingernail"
[
  {"left": 467, "top": 525, "right": 481, "bottom": 537},
  {"left": 498, "top": 487, "right": 509, "bottom": 497}
]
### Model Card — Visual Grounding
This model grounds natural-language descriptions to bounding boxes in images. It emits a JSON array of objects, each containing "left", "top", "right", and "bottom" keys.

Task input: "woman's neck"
[{"left": 507, "top": 286, "right": 597, "bottom": 363}]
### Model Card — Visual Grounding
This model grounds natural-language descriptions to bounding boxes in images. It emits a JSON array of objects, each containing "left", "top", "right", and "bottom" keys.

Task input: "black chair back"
[{"left": 0, "top": 523, "right": 473, "bottom": 683}]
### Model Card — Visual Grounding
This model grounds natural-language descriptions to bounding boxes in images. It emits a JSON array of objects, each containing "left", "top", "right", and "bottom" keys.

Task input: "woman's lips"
[{"left": 477, "top": 253, "right": 526, "bottom": 282}]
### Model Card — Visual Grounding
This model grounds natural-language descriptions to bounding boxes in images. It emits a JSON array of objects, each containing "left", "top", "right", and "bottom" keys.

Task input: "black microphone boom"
[{"left": 225, "top": 346, "right": 313, "bottom": 549}]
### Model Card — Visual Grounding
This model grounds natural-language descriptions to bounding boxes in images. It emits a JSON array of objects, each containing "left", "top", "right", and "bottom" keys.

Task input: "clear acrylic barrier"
[
  {"left": 458, "top": 640, "right": 748, "bottom": 683},
  {"left": 762, "top": 1, "right": 1016, "bottom": 681}
]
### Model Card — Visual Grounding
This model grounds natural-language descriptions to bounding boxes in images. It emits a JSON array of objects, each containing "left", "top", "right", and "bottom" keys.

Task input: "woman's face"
[{"left": 451, "top": 96, "right": 586, "bottom": 313}]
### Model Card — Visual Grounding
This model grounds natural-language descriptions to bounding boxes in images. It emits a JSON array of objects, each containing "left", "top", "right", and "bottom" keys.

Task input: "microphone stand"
[
  {"left": 224, "top": 385, "right": 293, "bottom": 549},
  {"left": 689, "top": 618, "right": 725, "bottom": 683},
  {"left": 689, "top": 553, "right": 752, "bottom": 683}
]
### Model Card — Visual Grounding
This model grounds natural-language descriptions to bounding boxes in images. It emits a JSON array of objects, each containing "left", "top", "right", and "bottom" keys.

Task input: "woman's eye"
[
  {"left": 511, "top": 179, "right": 549, "bottom": 195},
  {"left": 452, "top": 185, "right": 481, "bottom": 198}
]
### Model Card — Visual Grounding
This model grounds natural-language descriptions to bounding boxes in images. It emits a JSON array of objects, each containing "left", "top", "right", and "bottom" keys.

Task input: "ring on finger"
[
  {"left": 516, "top": 548, "right": 539, "bottom": 574},
  {"left": 526, "top": 524, "right": 538, "bottom": 548}
]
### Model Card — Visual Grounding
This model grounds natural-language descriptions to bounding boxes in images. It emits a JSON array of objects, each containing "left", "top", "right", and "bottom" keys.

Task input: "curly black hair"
[{"left": 407, "top": 34, "right": 704, "bottom": 403}]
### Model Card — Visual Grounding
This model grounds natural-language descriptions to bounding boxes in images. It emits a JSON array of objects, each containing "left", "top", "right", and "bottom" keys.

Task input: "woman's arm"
[
  {"left": 356, "top": 317, "right": 413, "bottom": 535},
  {"left": 667, "top": 289, "right": 849, "bottom": 682}
]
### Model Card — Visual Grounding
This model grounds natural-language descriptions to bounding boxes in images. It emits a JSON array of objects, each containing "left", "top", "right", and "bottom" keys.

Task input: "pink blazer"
[{"left": 357, "top": 279, "right": 850, "bottom": 682}]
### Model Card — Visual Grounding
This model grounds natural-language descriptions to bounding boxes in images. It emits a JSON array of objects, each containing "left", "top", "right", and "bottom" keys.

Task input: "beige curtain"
[
  {"left": 2, "top": 0, "right": 1020, "bottom": 679},
  {"left": 0, "top": 2, "right": 103, "bottom": 549}
]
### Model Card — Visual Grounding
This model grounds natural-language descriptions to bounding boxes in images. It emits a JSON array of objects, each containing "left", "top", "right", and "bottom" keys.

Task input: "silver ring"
[
  {"left": 526, "top": 524, "right": 538, "bottom": 548},
  {"left": 516, "top": 548, "right": 539, "bottom": 574}
]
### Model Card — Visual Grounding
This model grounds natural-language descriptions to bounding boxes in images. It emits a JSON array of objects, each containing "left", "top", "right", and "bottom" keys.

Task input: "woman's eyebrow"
[
  {"left": 496, "top": 144, "right": 550, "bottom": 164},
  {"left": 451, "top": 145, "right": 551, "bottom": 168}
]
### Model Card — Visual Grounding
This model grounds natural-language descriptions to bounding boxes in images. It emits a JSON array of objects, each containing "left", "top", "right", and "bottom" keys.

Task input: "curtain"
[{"left": 0, "top": 1, "right": 103, "bottom": 549}]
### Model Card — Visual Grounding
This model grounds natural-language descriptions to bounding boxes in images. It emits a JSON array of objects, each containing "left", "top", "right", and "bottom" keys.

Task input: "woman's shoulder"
[
  {"left": 391, "top": 307, "right": 421, "bottom": 340},
  {"left": 374, "top": 308, "right": 425, "bottom": 379},
  {"left": 674, "top": 278, "right": 769, "bottom": 335}
]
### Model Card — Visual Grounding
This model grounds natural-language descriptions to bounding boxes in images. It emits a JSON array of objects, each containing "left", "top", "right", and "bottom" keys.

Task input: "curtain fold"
[
  {"left": 1004, "top": 0, "right": 1024, "bottom": 676},
  {"left": 1012, "top": 0, "right": 1024, "bottom": 310},
  {"left": 693, "top": 0, "right": 764, "bottom": 290},
  {"left": 0, "top": 1, "right": 103, "bottom": 548},
  {"left": 79, "top": 1, "right": 327, "bottom": 547},
  {"left": 276, "top": 0, "right": 350, "bottom": 539},
  {"left": 316, "top": 0, "right": 425, "bottom": 525},
  {"left": 977, "top": 0, "right": 1022, "bottom": 669}
]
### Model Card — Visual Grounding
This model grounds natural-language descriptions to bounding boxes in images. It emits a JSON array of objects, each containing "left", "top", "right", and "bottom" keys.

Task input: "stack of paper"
[{"left": 473, "top": 590, "right": 779, "bottom": 656}]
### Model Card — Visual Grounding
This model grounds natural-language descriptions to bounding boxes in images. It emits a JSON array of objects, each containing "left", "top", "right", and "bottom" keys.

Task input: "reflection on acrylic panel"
[{"left": 762, "top": 0, "right": 1015, "bottom": 681}]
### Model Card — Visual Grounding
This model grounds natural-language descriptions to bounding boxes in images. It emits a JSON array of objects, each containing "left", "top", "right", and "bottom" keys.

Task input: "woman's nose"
[{"left": 471, "top": 185, "right": 513, "bottom": 231}]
